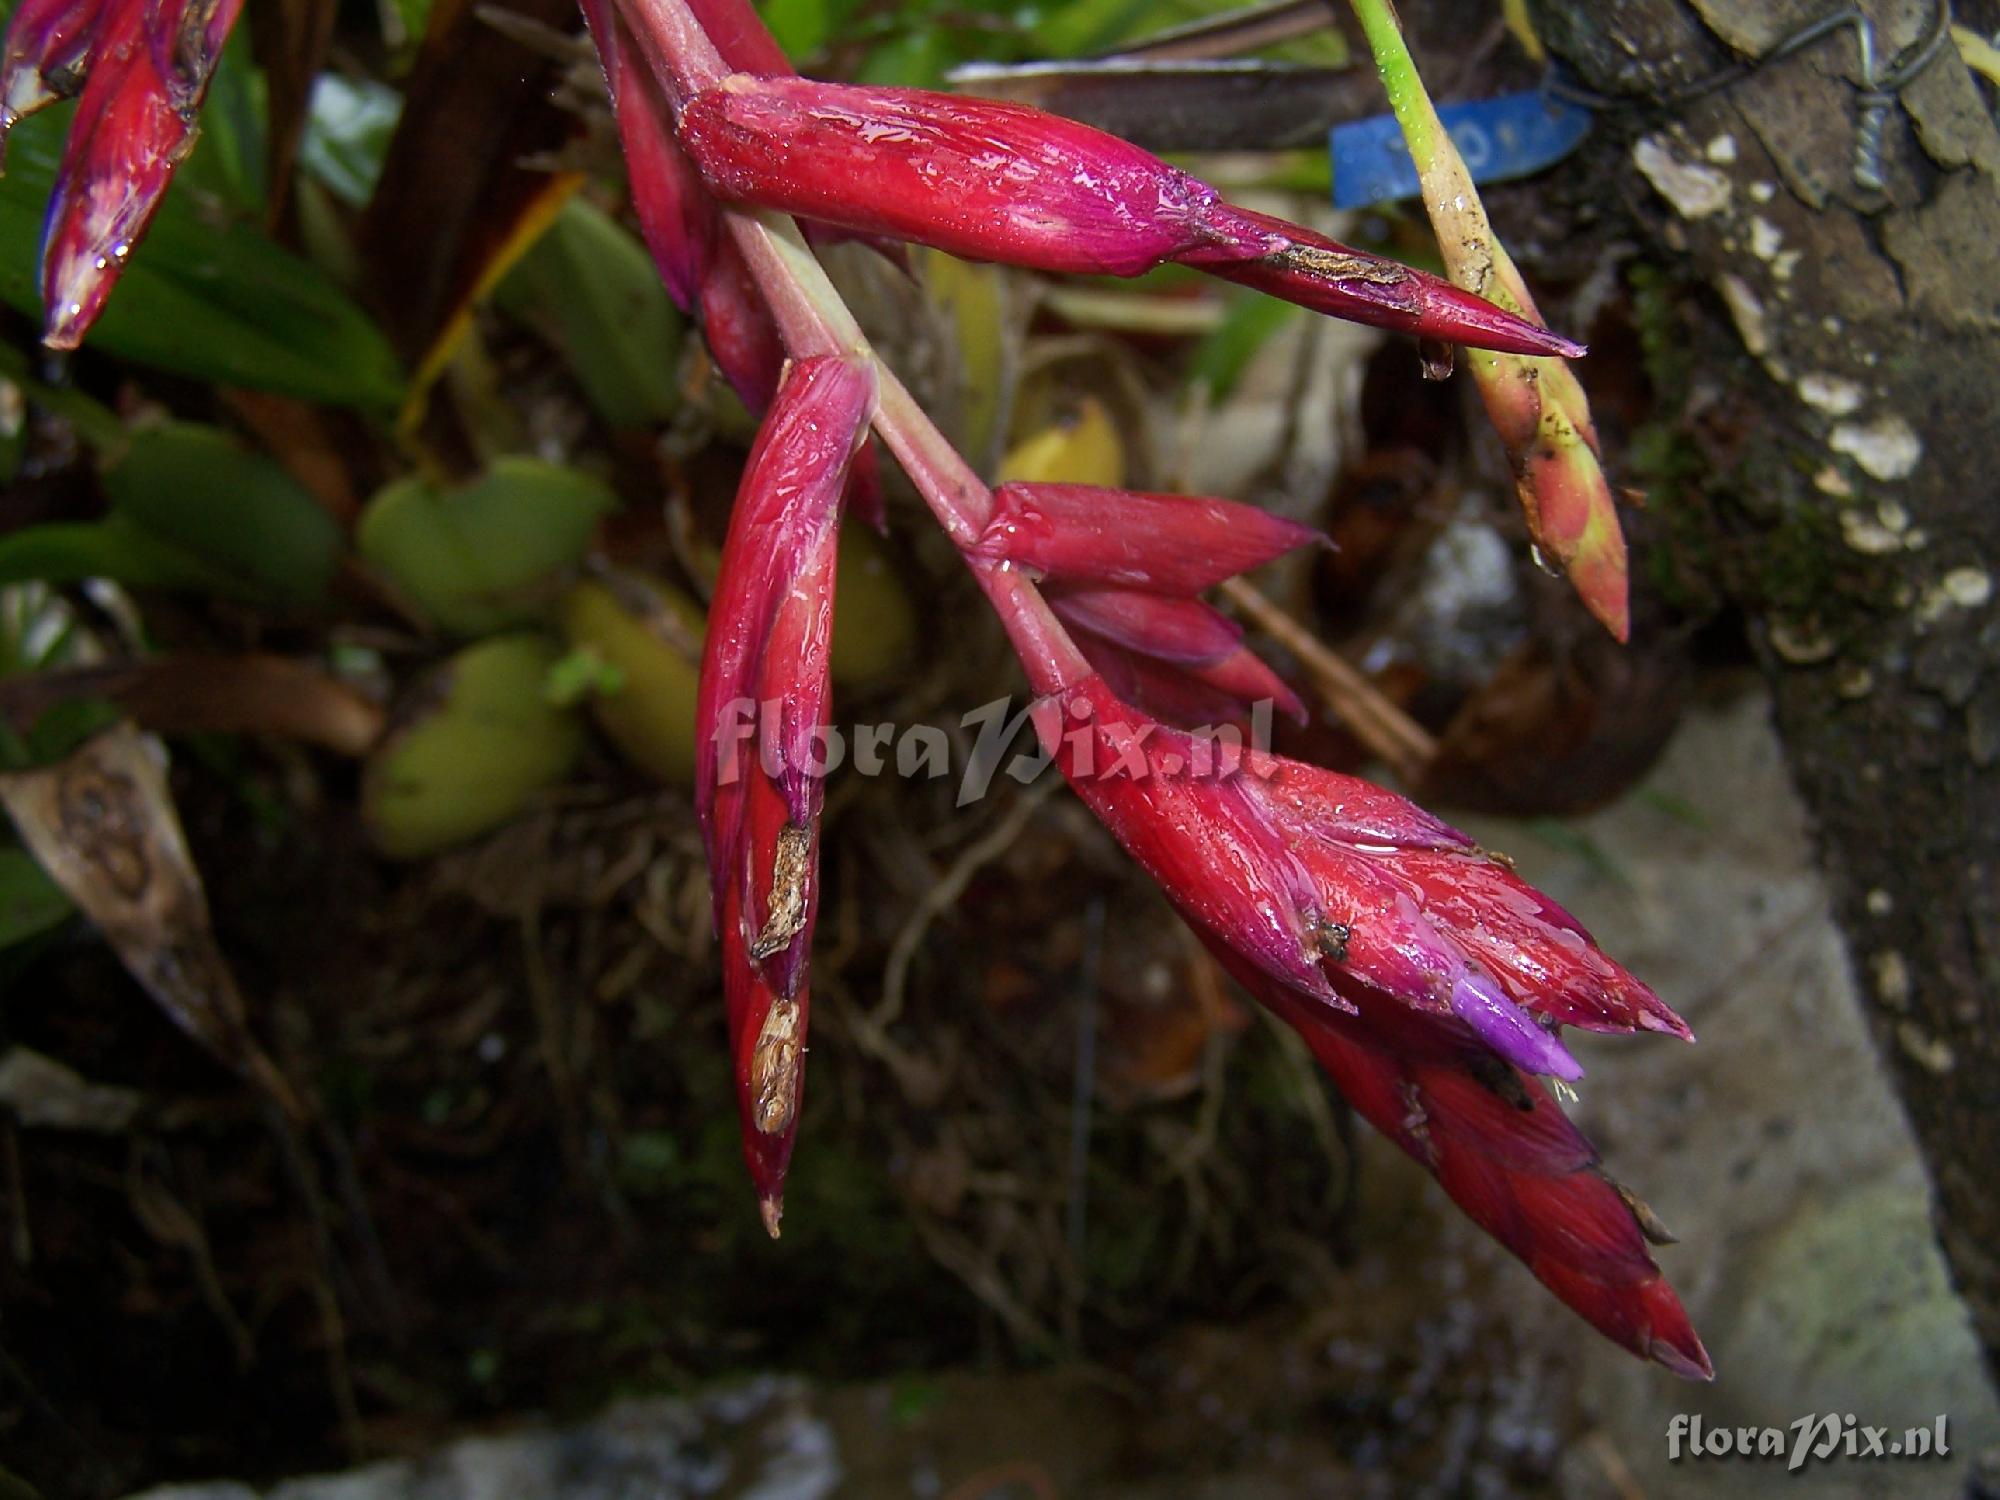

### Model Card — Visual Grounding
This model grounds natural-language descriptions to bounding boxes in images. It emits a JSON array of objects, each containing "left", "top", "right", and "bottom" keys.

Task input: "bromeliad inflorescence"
[
  {"left": 609, "top": 0, "right": 1706, "bottom": 1379},
  {"left": 2, "top": 0, "right": 1708, "bottom": 1380}
]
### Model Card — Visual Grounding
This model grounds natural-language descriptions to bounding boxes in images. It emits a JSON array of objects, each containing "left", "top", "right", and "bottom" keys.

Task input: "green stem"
[{"left": 1348, "top": 0, "right": 1445, "bottom": 174}]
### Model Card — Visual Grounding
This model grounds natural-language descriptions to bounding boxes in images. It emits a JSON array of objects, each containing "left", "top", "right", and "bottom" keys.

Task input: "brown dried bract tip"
[
  {"left": 750, "top": 996, "right": 803, "bottom": 1136},
  {"left": 749, "top": 822, "right": 811, "bottom": 962},
  {"left": 1611, "top": 1176, "right": 1679, "bottom": 1246}
]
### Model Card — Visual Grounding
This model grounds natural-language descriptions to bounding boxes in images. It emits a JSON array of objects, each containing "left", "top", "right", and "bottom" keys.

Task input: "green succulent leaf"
[
  {"left": 362, "top": 633, "right": 584, "bottom": 858},
  {"left": 356, "top": 458, "right": 618, "bottom": 635}
]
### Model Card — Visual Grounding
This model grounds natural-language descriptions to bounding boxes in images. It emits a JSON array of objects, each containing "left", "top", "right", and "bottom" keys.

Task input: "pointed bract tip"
[
  {"left": 1417, "top": 280, "right": 1587, "bottom": 359},
  {"left": 1649, "top": 1331, "right": 1715, "bottom": 1381},
  {"left": 40, "top": 250, "right": 99, "bottom": 350},
  {"left": 760, "top": 1193, "right": 784, "bottom": 1238},
  {"left": 1638, "top": 1007, "right": 1696, "bottom": 1043}
]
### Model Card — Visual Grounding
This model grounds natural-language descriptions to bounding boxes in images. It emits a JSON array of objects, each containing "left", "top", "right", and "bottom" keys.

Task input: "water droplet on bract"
[{"left": 1529, "top": 544, "right": 1559, "bottom": 577}]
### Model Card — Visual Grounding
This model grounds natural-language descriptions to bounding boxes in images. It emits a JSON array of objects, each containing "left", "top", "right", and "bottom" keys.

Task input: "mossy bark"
[{"left": 1531, "top": 0, "right": 2000, "bottom": 1379}]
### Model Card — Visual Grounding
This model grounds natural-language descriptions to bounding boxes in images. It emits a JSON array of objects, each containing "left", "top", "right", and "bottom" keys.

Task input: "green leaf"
[
  {"left": 0, "top": 514, "right": 243, "bottom": 596},
  {"left": 1027, "top": 0, "right": 1151, "bottom": 57},
  {"left": 99, "top": 423, "right": 345, "bottom": 605},
  {"left": 854, "top": 28, "right": 958, "bottom": 86},
  {"left": 298, "top": 74, "right": 403, "bottom": 209},
  {"left": 495, "top": 198, "right": 683, "bottom": 430},
  {"left": 0, "top": 844, "right": 73, "bottom": 949},
  {"left": 0, "top": 584, "right": 119, "bottom": 772},
  {"left": 381, "top": 0, "right": 437, "bottom": 63},
  {"left": 0, "top": 425, "right": 341, "bottom": 607},
  {"left": 0, "top": 107, "right": 405, "bottom": 410},
  {"left": 762, "top": 0, "right": 834, "bottom": 59},
  {"left": 1184, "top": 290, "right": 1302, "bottom": 402},
  {"left": 356, "top": 458, "right": 618, "bottom": 635}
]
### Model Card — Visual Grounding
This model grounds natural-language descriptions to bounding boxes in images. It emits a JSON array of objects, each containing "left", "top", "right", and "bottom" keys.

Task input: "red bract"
[
  {"left": 21, "top": 0, "right": 242, "bottom": 347},
  {"left": 1052, "top": 587, "right": 1305, "bottom": 726},
  {"left": 1245, "top": 965, "right": 1709, "bottom": 1377},
  {"left": 974, "top": 481, "right": 1316, "bottom": 722},
  {"left": 583, "top": 0, "right": 710, "bottom": 310},
  {"left": 584, "top": 0, "right": 880, "bottom": 516},
  {"left": 1205, "top": 205, "right": 1581, "bottom": 363},
  {"left": 1049, "top": 587, "right": 1242, "bottom": 665},
  {"left": 591, "top": 0, "right": 1703, "bottom": 1376},
  {"left": 974, "top": 482, "right": 1319, "bottom": 595},
  {"left": 585, "top": 0, "right": 788, "bottom": 413},
  {"left": 1031, "top": 671, "right": 1705, "bottom": 1372},
  {"left": 695, "top": 354, "right": 875, "bottom": 1234},
  {"left": 675, "top": 75, "right": 1586, "bottom": 357}
]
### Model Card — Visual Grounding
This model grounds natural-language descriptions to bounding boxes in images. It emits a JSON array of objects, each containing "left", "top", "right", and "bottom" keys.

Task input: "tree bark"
[{"left": 1525, "top": 0, "right": 2000, "bottom": 1378}]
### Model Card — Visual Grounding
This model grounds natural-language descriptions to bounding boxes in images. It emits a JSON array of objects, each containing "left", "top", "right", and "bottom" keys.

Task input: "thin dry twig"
[
  {"left": 868, "top": 778, "right": 1060, "bottom": 1034},
  {"left": 1218, "top": 577, "right": 1438, "bottom": 781},
  {"left": 1587, "top": 1429, "right": 1651, "bottom": 1500}
]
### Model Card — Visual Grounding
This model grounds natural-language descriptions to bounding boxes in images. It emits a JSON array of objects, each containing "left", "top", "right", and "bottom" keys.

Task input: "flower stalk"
[
  {"left": 603, "top": 0, "right": 1704, "bottom": 1376},
  {"left": 694, "top": 352, "right": 875, "bottom": 1232},
  {"left": 1346, "top": 0, "right": 1631, "bottom": 640}
]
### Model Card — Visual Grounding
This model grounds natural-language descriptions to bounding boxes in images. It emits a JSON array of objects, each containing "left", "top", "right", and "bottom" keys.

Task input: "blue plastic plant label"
[{"left": 1329, "top": 90, "right": 1594, "bottom": 209}]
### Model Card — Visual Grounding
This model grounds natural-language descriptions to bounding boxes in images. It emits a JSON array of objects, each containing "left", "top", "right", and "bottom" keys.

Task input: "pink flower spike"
[
  {"left": 38, "top": 0, "right": 243, "bottom": 349},
  {"left": 697, "top": 229, "right": 786, "bottom": 410},
  {"left": 1248, "top": 965, "right": 1707, "bottom": 1378},
  {"left": 675, "top": 75, "right": 1585, "bottom": 355},
  {"left": 695, "top": 353, "right": 876, "bottom": 1233},
  {"left": 1059, "top": 596, "right": 1304, "bottom": 727},
  {"left": 1395, "top": 847, "right": 1693, "bottom": 1040},
  {"left": 1248, "top": 756, "right": 1475, "bottom": 853},
  {"left": 1074, "top": 633, "right": 1260, "bottom": 731},
  {"left": 976, "top": 482, "right": 1319, "bottom": 595},
  {"left": 1449, "top": 966, "right": 1583, "bottom": 1080},
  {"left": 145, "top": 0, "right": 238, "bottom": 112},
  {"left": 1, "top": 0, "right": 108, "bottom": 137}
]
